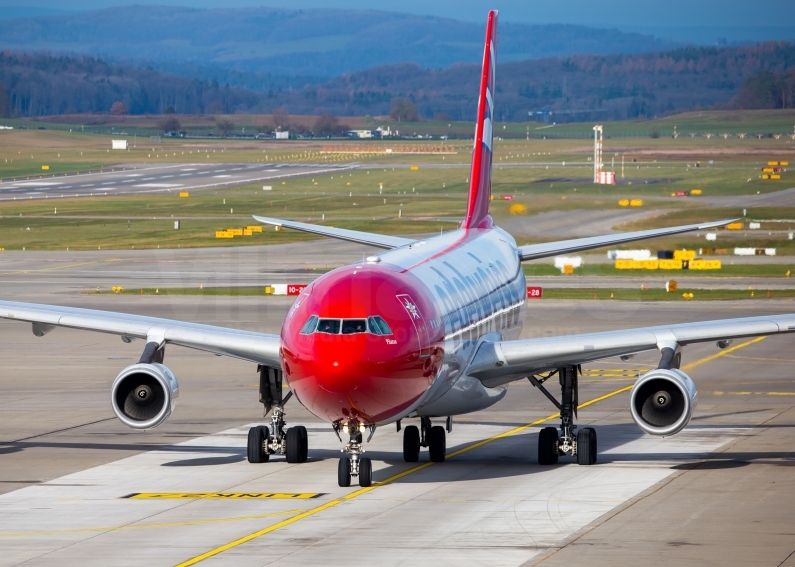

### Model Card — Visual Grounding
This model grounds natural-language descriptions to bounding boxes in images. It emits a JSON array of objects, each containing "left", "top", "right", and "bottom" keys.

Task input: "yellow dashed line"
[
  {"left": 176, "top": 337, "right": 766, "bottom": 566},
  {"left": 128, "top": 492, "right": 323, "bottom": 499}
]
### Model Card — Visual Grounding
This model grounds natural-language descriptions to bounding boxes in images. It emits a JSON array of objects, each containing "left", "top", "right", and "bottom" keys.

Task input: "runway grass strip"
[{"left": 175, "top": 336, "right": 766, "bottom": 566}]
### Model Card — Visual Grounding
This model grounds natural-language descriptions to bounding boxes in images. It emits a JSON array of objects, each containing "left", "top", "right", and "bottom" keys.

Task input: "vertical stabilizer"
[{"left": 463, "top": 10, "right": 498, "bottom": 230}]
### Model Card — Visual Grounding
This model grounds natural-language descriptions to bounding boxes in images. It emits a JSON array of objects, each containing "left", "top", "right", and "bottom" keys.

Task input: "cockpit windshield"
[{"left": 300, "top": 316, "right": 392, "bottom": 336}]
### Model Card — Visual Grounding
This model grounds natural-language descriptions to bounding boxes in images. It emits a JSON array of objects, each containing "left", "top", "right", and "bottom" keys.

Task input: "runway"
[
  {"left": 0, "top": 163, "right": 352, "bottom": 201},
  {"left": 1, "top": 294, "right": 794, "bottom": 566}
]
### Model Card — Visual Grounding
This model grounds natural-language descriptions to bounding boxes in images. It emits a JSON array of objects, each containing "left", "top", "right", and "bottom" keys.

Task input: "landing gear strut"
[
  {"left": 247, "top": 366, "right": 307, "bottom": 464},
  {"left": 530, "top": 365, "right": 597, "bottom": 465},
  {"left": 335, "top": 423, "right": 375, "bottom": 488}
]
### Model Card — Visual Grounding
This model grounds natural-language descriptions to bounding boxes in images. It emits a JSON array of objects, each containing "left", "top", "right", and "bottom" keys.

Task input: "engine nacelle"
[
  {"left": 111, "top": 363, "right": 179, "bottom": 429},
  {"left": 630, "top": 368, "right": 697, "bottom": 436}
]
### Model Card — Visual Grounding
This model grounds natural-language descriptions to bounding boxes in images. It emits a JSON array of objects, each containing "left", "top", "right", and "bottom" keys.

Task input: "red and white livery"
[{"left": 2, "top": 11, "right": 794, "bottom": 487}]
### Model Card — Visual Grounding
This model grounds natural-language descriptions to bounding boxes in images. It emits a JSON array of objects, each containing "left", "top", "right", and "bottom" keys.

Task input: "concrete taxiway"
[
  {"left": 0, "top": 163, "right": 351, "bottom": 201},
  {"left": 1, "top": 291, "right": 794, "bottom": 566}
]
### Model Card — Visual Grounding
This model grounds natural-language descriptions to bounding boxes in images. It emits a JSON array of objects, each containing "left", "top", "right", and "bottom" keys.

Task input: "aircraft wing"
[
  {"left": 466, "top": 314, "right": 795, "bottom": 387},
  {"left": 517, "top": 219, "right": 736, "bottom": 261},
  {"left": 0, "top": 300, "right": 282, "bottom": 367},
  {"left": 253, "top": 215, "right": 414, "bottom": 250}
]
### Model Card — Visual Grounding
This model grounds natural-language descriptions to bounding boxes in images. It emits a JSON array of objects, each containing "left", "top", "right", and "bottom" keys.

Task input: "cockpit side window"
[
  {"left": 317, "top": 319, "right": 341, "bottom": 334},
  {"left": 341, "top": 319, "right": 368, "bottom": 334},
  {"left": 372, "top": 316, "right": 392, "bottom": 335},
  {"left": 299, "top": 315, "right": 318, "bottom": 334},
  {"left": 367, "top": 316, "right": 382, "bottom": 335}
]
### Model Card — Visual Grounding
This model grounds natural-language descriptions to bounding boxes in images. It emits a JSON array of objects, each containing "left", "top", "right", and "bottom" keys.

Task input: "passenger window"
[
  {"left": 367, "top": 316, "right": 382, "bottom": 335},
  {"left": 299, "top": 315, "right": 318, "bottom": 334},
  {"left": 342, "top": 319, "right": 367, "bottom": 334},
  {"left": 317, "top": 319, "right": 341, "bottom": 334},
  {"left": 373, "top": 316, "right": 392, "bottom": 335}
]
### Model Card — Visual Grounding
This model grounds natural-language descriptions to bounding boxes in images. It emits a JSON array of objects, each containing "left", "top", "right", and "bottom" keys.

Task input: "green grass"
[
  {"left": 524, "top": 263, "right": 795, "bottom": 278},
  {"left": 538, "top": 288, "right": 795, "bottom": 300}
]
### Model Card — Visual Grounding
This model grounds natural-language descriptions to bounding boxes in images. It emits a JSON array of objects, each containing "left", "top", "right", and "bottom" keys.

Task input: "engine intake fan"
[
  {"left": 630, "top": 368, "right": 697, "bottom": 436},
  {"left": 111, "top": 363, "right": 179, "bottom": 429}
]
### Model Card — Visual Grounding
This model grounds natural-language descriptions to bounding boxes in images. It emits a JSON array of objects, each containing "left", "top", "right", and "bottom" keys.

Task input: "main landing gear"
[
  {"left": 401, "top": 417, "right": 448, "bottom": 463},
  {"left": 530, "top": 365, "right": 597, "bottom": 466},
  {"left": 247, "top": 366, "right": 308, "bottom": 464},
  {"left": 335, "top": 423, "right": 376, "bottom": 488}
]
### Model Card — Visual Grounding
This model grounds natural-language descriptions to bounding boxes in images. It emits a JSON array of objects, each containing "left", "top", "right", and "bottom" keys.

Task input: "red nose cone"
[{"left": 281, "top": 264, "right": 442, "bottom": 424}]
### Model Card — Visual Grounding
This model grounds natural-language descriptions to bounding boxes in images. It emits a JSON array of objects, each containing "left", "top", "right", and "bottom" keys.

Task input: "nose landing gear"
[
  {"left": 530, "top": 366, "right": 597, "bottom": 466},
  {"left": 335, "top": 423, "right": 375, "bottom": 488}
]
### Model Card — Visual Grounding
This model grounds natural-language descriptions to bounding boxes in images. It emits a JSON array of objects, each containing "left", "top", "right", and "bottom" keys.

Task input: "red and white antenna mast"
[{"left": 593, "top": 124, "right": 603, "bottom": 183}]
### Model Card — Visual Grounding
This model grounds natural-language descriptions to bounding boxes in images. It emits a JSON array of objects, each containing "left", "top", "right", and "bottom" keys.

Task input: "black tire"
[
  {"left": 296, "top": 425, "right": 308, "bottom": 462},
  {"left": 577, "top": 427, "right": 597, "bottom": 465},
  {"left": 286, "top": 427, "right": 302, "bottom": 463},
  {"left": 538, "top": 427, "right": 559, "bottom": 465},
  {"left": 428, "top": 425, "right": 446, "bottom": 463},
  {"left": 403, "top": 425, "right": 421, "bottom": 462},
  {"left": 359, "top": 457, "right": 373, "bottom": 487},
  {"left": 247, "top": 426, "right": 269, "bottom": 463},
  {"left": 338, "top": 457, "right": 351, "bottom": 487}
]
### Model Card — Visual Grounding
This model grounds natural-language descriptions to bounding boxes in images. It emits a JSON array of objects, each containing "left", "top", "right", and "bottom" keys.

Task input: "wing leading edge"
[
  {"left": 466, "top": 314, "right": 795, "bottom": 387},
  {"left": 518, "top": 218, "right": 737, "bottom": 261},
  {"left": 253, "top": 215, "right": 413, "bottom": 250},
  {"left": 0, "top": 300, "right": 282, "bottom": 367}
]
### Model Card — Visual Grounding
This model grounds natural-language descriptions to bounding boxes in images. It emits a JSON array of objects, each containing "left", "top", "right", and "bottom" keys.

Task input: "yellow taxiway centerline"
[{"left": 174, "top": 336, "right": 766, "bottom": 566}]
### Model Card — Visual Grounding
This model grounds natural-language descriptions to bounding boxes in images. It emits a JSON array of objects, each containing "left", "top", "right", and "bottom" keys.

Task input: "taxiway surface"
[{"left": 1, "top": 291, "right": 794, "bottom": 566}]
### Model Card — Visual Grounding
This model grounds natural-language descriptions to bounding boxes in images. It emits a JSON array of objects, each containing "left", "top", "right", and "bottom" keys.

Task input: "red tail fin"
[{"left": 463, "top": 10, "right": 497, "bottom": 230}]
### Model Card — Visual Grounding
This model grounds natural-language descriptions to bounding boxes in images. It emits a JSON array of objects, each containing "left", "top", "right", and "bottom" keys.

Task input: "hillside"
[
  {"left": 1, "top": 43, "right": 793, "bottom": 120},
  {"left": 0, "top": 5, "right": 676, "bottom": 79}
]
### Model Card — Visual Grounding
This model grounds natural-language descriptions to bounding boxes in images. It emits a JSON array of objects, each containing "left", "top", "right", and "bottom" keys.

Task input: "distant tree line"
[
  {"left": 735, "top": 69, "right": 795, "bottom": 109},
  {"left": 1, "top": 43, "right": 794, "bottom": 122},
  {"left": 0, "top": 52, "right": 260, "bottom": 117}
]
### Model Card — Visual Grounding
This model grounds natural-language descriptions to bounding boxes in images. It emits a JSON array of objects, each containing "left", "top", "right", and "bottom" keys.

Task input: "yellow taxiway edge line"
[
  {"left": 175, "top": 385, "right": 632, "bottom": 567},
  {"left": 176, "top": 336, "right": 766, "bottom": 567},
  {"left": 681, "top": 336, "right": 766, "bottom": 372}
]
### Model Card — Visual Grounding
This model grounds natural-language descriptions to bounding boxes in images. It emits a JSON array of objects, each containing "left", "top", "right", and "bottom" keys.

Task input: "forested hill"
[
  {"left": 0, "top": 43, "right": 793, "bottom": 120},
  {"left": 0, "top": 5, "right": 676, "bottom": 78}
]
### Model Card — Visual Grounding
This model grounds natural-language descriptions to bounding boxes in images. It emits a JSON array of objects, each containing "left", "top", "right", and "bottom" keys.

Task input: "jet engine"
[
  {"left": 111, "top": 363, "right": 179, "bottom": 429},
  {"left": 630, "top": 368, "right": 697, "bottom": 436}
]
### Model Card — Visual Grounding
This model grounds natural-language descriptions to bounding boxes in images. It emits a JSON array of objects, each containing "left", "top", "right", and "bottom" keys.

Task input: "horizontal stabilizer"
[
  {"left": 253, "top": 215, "right": 414, "bottom": 249},
  {"left": 518, "top": 219, "right": 737, "bottom": 261}
]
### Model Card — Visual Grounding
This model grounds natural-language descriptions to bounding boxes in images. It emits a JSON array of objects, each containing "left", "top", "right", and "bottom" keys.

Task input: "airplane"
[{"left": 2, "top": 10, "right": 794, "bottom": 489}]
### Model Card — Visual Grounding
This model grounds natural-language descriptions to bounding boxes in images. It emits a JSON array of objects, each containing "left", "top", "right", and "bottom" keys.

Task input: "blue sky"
[{"left": 2, "top": 0, "right": 794, "bottom": 28}]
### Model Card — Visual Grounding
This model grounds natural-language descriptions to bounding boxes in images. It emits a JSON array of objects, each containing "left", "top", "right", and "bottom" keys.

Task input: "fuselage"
[{"left": 280, "top": 224, "right": 527, "bottom": 429}]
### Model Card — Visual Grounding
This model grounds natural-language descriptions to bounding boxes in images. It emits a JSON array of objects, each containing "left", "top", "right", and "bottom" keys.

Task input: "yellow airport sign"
[{"left": 179, "top": 191, "right": 190, "bottom": 197}]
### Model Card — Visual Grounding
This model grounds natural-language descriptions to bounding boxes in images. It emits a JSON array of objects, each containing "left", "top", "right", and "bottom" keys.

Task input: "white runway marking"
[
  {"left": 0, "top": 423, "right": 746, "bottom": 566},
  {"left": 9, "top": 182, "right": 63, "bottom": 187},
  {"left": 213, "top": 175, "right": 232, "bottom": 178},
  {"left": 134, "top": 183, "right": 183, "bottom": 188}
]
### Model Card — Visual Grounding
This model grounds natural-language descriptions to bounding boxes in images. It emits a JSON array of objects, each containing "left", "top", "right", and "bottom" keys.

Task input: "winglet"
[{"left": 463, "top": 10, "right": 498, "bottom": 230}]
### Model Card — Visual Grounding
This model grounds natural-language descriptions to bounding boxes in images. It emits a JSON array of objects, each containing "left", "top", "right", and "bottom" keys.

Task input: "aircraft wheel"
[
  {"left": 538, "top": 427, "right": 559, "bottom": 465},
  {"left": 402, "top": 425, "right": 420, "bottom": 462},
  {"left": 296, "top": 425, "right": 308, "bottom": 462},
  {"left": 338, "top": 457, "right": 352, "bottom": 487},
  {"left": 428, "top": 425, "right": 446, "bottom": 463},
  {"left": 286, "top": 427, "right": 303, "bottom": 463},
  {"left": 577, "top": 427, "right": 597, "bottom": 465},
  {"left": 247, "top": 426, "right": 269, "bottom": 463},
  {"left": 359, "top": 457, "right": 373, "bottom": 487}
]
